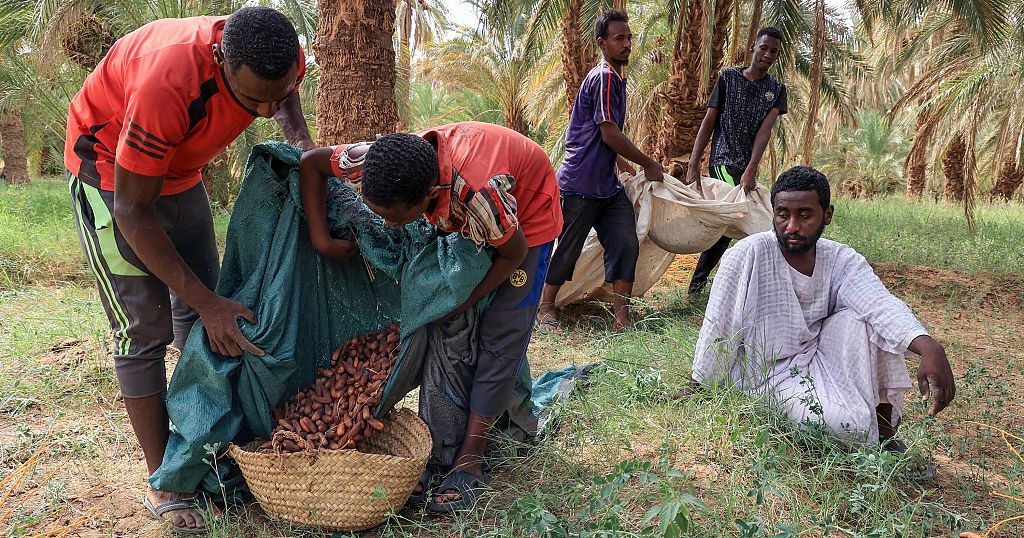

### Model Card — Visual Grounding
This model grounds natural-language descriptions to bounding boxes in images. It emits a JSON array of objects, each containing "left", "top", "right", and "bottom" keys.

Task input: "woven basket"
[{"left": 227, "top": 408, "right": 430, "bottom": 531}]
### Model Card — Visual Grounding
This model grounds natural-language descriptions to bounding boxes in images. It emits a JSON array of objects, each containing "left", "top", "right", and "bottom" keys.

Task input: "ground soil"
[{"left": 3, "top": 258, "right": 1022, "bottom": 536}]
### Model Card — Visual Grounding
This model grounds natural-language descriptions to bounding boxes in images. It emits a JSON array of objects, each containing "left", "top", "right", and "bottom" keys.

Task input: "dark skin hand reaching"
[{"left": 114, "top": 165, "right": 263, "bottom": 358}]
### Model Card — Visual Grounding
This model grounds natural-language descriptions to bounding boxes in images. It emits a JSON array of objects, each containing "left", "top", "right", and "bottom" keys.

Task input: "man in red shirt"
[
  {"left": 64, "top": 6, "right": 312, "bottom": 532},
  {"left": 299, "top": 121, "right": 562, "bottom": 513}
]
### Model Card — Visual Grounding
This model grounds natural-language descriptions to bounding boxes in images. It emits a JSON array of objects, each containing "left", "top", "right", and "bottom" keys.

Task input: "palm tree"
[
  {"left": 941, "top": 132, "right": 967, "bottom": 202},
  {"left": 990, "top": 159, "right": 1023, "bottom": 201},
  {"left": 867, "top": 0, "right": 1014, "bottom": 213},
  {"left": 395, "top": 0, "right": 448, "bottom": 128},
  {"left": 0, "top": 111, "right": 28, "bottom": 185},
  {"left": 800, "top": 0, "right": 824, "bottom": 164},
  {"left": 653, "top": 0, "right": 733, "bottom": 177},
  {"left": 315, "top": 1, "right": 398, "bottom": 143},
  {"left": 418, "top": 10, "right": 558, "bottom": 137},
  {"left": 815, "top": 109, "right": 909, "bottom": 196}
]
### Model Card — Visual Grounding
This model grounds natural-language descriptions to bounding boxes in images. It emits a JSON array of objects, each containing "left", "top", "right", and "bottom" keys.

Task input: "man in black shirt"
[{"left": 684, "top": 26, "right": 788, "bottom": 295}]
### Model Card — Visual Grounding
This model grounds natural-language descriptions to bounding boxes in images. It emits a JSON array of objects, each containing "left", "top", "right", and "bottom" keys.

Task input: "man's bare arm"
[
  {"left": 739, "top": 108, "right": 781, "bottom": 191},
  {"left": 598, "top": 122, "right": 664, "bottom": 182},
  {"left": 274, "top": 92, "right": 314, "bottom": 151},
  {"left": 113, "top": 165, "right": 262, "bottom": 357}
]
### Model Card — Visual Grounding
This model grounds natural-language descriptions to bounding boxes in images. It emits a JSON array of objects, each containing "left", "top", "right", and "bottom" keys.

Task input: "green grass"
[
  {"left": 2, "top": 182, "right": 1022, "bottom": 536},
  {"left": 0, "top": 177, "right": 231, "bottom": 289},
  {"left": 826, "top": 196, "right": 1023, "bottom": 275}
]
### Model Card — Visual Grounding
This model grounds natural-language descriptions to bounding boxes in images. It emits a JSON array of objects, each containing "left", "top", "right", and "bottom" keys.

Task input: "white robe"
[{"left": 692, "top": 232, "right": 924, "bottom": 443}]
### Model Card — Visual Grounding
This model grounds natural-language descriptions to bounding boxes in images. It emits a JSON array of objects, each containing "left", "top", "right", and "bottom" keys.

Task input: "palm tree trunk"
[
  {"left": 741, "top": 0, "right": 764, "bottom": 65},
  {"left": 942, "top": 132, "right": 966, "bottom": 203},
  {"left": 989, "top": 159, "right": 1024, "bottom": 201},
  {"left": 561, "top": 0, "right": 596, "bottom": 109},
  {"left": 314, "top": 1, "right": 399, "bottom": 144},
  {"left": 202, "top": 149, "right": 230, "bottom": 207},
  {"left": 0, "top": 113, "right": 29, "bottom": 185},
  {"left": 905, "top": 107, "right": 936, "bottom": 198},
  {"left": 613, "top": 0, "right": 626, "bottom": 10},
  {"left": 654, "top": 0, "right": 731, "bottom": 177},
  {"left": 396, "top": 3, "right": 413, "bottom": 130},
  {"left": 727, "top": 0, "right": 743, "bottom": 66},
  {"left": 802, "top": 0, "right": 826, "bottom": 165}
]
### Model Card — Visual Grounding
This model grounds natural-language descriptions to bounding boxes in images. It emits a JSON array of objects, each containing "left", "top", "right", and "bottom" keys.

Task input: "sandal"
[
  {"left": 406, "top": 464, "right": 444, "bottom": 507},
  {"left": 427, "top": 469, "right": 491, "bottom": 514},
  {"left": 142, "top": 494, "right": 209, "bottom": 535}
]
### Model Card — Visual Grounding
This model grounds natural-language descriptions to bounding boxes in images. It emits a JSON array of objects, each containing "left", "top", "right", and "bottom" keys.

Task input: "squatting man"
[{"left": 686, "top": 166, "right": 956, "bottom": 448}]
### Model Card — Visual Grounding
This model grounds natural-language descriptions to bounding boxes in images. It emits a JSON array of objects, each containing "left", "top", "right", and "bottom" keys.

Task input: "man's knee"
[{"left": 114, "top": 355, "right": 168, "bottom": 398}]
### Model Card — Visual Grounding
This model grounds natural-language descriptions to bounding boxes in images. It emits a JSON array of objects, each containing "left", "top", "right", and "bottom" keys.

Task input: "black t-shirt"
[{"left": 707, "top": 66, "right": 787, "bottom": 171}]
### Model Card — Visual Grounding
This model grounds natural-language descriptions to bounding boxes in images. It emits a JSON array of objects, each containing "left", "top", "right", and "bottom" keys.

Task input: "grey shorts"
[
  {"left": 470, "top": 241, "right": 553, "bottom": 418},
  {"left": 68, "top": 173, "right": 219, "bottom": 398}
]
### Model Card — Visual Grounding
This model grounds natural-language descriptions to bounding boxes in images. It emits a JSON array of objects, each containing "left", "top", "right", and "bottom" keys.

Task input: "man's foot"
[
  {"left": 611, "top": 315, "right": 632, "bottom": 333},
  {"left": 536, "top": 304, "right": 562, "bottom": 333},
  {"left": 143, "top": 487, "right": 217, "bottom": 534},
  {"left": 428, "top": 467, "right": 491, "bottom": 514}
]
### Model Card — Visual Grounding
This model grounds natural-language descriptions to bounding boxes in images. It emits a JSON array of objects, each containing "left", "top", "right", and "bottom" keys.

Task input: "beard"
[{"left": 775, "top": 222, "right": 826, "bottom": 255}]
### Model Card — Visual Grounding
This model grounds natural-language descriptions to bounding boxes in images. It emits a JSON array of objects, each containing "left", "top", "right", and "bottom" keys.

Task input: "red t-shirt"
[
  {"left": 64, "top": 16, "right": 305, "bottom": 195},
  {"left": 330, "top": 122, "right": 562, "bottom": 247}
]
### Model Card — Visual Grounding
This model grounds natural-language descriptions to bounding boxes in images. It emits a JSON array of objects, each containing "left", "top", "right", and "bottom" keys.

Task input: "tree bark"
[
  {"left": 62, "top": 15, "right": 116, "bottom": 70},
  {"left": 0, "top": 113, "right": 30, "bottom": 185},
  {"left": 905, "top": 107, "right": 936, "bottom": 199},
  {"left": 201, "top": 149, "right": 231, "bottom": 207},
  {"left": 942, "top": 132, "right": 966, "bottom": 203},
  {"left": 989, "top": 158, "right": 1023, "bottom": 202},
  {"left": 802, "top": 0, "right": 826, "bottom": 165},
  {"left": 727, "top": 0, "right": 743, "bottom": 66},
  {"left": 314, "top": 1, "right": 399, "bottom": 144},
  {"left": 561, "top": 0, "right": 597, "bottom": 109},
  {"left": 654, "top": 0, "right": 731, "bottom": 178},
  {"left": 396, "top": 2, "right": 413, "bottom": 130},
  {"left": 741, "top": 0, "right": 764, "bottom": 65}
]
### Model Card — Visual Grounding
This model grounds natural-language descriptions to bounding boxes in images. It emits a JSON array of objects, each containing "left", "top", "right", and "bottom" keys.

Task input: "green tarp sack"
[{"left": 150, "top": 142, "right": 492, "bottom": 495}]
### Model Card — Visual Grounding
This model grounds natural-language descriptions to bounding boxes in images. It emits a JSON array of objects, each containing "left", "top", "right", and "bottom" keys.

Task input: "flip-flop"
[
  {"left": 406, "top": 464, "right": 444, "bottom": 507},
  {"left": 427, "top": 470, "right": 492, "bottom": 514},
  {"left": 536, "top": 318, "right": 563, "bottom": 333},
  {"left": 142, "top": 495, "right": 209, "bottom": 535}
]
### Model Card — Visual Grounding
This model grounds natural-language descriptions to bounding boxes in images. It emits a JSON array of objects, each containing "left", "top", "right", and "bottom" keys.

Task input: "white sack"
[
  {"left": 647, "top": 175, "right": 772, "bottom": 254},
  {"left": 554, "top": 172, "right": 772, "bottom": 307}
]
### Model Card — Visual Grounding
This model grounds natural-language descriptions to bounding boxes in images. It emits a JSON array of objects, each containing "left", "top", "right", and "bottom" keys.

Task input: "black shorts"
[
  {"left": 69, "top": 172, "right": 219, "bottom": 398},
  {"left": 544, "top": 189, "right": 639, "bottom": 286}
]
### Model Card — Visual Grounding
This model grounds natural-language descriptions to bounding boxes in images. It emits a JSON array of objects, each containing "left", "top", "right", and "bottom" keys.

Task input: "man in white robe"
[{"left": 690, "top": 166, "right": 955, "bottom": 446}]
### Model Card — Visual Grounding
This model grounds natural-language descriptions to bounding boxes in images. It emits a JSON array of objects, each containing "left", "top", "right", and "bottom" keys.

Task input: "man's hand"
[
  {"left": 740, "top": 168, "right": 758, "bottom": 192},
  {"left": 313, "top": 237, "right": 358, "bottom": 262},
  {"left": 643, "top": 160, "right": 665, "bottom": 183},
  {"left": 196, "top": 295, "right": 264, "bottom": 357},
  {"left": 683, "top": 163, "right": 705, "bottom": 197},
  {"left": 616, "top": 156, "right": 636, "bottom": 177},
  {"left": 910, "top": 335, "right": 956, "bottom": 416}
]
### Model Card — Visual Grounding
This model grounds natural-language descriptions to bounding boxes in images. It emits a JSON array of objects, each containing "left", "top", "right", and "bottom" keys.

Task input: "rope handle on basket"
[{"left": 270, "top": 429, "right": 318, "bottom": 463}]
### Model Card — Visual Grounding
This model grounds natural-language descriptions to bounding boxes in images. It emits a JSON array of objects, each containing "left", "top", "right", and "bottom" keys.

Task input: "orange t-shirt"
[
  {"left": 328, "top": 123, "right": 562, "bottom": 248},
  {"left": 416, "top": 122, "right": 562, "bottom": 247},
  {"left": 64, "top": 16, "right": 305, "bottom": 195}
]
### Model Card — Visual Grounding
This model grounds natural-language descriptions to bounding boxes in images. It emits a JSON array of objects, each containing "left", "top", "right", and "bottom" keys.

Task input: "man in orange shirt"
[
  {"left": 299, "top": 121, "right": 562, "bottom": 513},
  {"left": 64, "top": 7, "right": 312, "bottom": 533}
]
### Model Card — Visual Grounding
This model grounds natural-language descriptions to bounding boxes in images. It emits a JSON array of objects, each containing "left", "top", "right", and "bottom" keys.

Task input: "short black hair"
[
  {"left": 756, "top": 26, "right": 784, "bottom": 43},
  {"left": 362, "top": 133, "right": 439, "bottom": 208},
  {"left": 222, "top": 7, "right": 300, "bottom": 80},
  {"left": 771, "top": 166, "right": 830, "bottom": 208},
  {"left": 595, "top": 9, "right": 628, "bottom": 40}
]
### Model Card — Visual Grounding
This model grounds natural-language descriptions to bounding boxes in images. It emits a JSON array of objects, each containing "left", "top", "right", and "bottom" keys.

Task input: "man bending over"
[{"left": 689, "top": 166, "right": 955, "bottom": 447}]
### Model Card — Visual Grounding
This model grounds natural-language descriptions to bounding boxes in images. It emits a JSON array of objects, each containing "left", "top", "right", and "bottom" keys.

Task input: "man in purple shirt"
[{"left": 537, "top": 9, "right": 663, "bottom": 332}]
